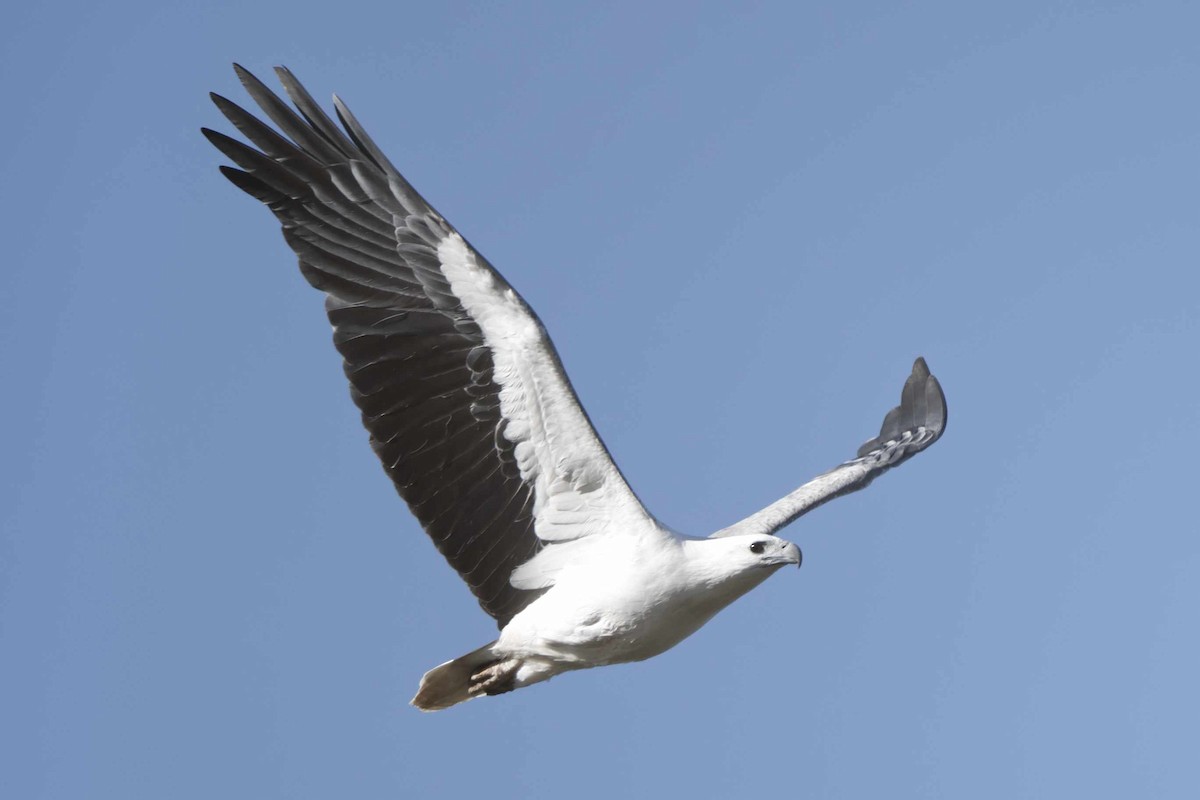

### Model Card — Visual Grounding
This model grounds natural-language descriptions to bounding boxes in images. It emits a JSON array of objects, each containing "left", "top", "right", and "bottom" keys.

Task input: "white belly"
[{"left": 496, "top": 539, "right": 778, "bottom": 668}]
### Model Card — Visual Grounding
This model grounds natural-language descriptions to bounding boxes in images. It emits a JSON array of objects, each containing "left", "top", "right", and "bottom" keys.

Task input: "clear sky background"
[{"left": 3, "top": 2, "right": 1197, "bottom": 798}]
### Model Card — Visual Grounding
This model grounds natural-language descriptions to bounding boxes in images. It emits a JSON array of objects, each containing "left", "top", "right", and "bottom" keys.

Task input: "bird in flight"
[{"left": 204, "top": 65, "right": 947, "bottom": 711}]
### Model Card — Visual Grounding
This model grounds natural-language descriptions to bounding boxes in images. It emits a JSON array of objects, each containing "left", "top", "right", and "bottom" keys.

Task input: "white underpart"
[{"left": 436, "top": 234, "right": 661, "bottom": 590}]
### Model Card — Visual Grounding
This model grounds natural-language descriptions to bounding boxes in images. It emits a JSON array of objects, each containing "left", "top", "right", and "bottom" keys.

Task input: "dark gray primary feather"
[
  {"left": 857, "top": 357, "right": 946, "bottom": 462},
  {"left": 205, "top": 65, "right": 555, "bottom": 627}
]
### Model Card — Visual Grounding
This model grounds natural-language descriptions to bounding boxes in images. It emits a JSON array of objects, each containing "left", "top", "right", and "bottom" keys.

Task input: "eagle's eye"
[{"left": 749, "top": 541, "right": 766, "bottom": 554}]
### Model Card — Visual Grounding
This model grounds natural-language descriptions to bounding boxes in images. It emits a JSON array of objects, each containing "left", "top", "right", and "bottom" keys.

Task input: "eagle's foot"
[{"left": 468, "top": 658, "right": 520, "bottom": 697}]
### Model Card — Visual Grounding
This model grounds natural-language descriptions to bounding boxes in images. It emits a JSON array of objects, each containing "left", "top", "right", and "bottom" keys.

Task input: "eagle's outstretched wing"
[
  {"left": 711, "top": 358, "right": 946, "bottom": 539},
  {"left": 205, "top": 65, "right": 658, "bottom": 627}
]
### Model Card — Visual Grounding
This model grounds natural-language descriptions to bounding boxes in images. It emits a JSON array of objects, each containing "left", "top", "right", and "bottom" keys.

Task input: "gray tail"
[{"left": 410, "top": 642, "right": 499, "bottom": 712}]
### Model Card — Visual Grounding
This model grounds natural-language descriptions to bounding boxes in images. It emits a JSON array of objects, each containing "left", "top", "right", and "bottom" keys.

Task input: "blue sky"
[{"left": 3, "top": 1, "right": 1198, "bottom": 797}]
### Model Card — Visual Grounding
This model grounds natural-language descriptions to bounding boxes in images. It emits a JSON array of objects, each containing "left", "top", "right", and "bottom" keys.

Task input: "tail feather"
[{"left": 411, "top": 642, "right": 498, "bottom": 711}]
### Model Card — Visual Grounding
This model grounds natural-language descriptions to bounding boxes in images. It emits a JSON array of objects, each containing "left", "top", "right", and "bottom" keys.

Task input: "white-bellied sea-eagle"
[{"left": 204, "top": 65, "right": 948, "bottom": 711}]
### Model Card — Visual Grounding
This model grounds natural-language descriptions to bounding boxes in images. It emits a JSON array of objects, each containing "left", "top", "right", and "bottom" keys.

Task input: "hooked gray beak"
[{"left": 780, "top": 541, "right": 802, "bottom": 568}]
